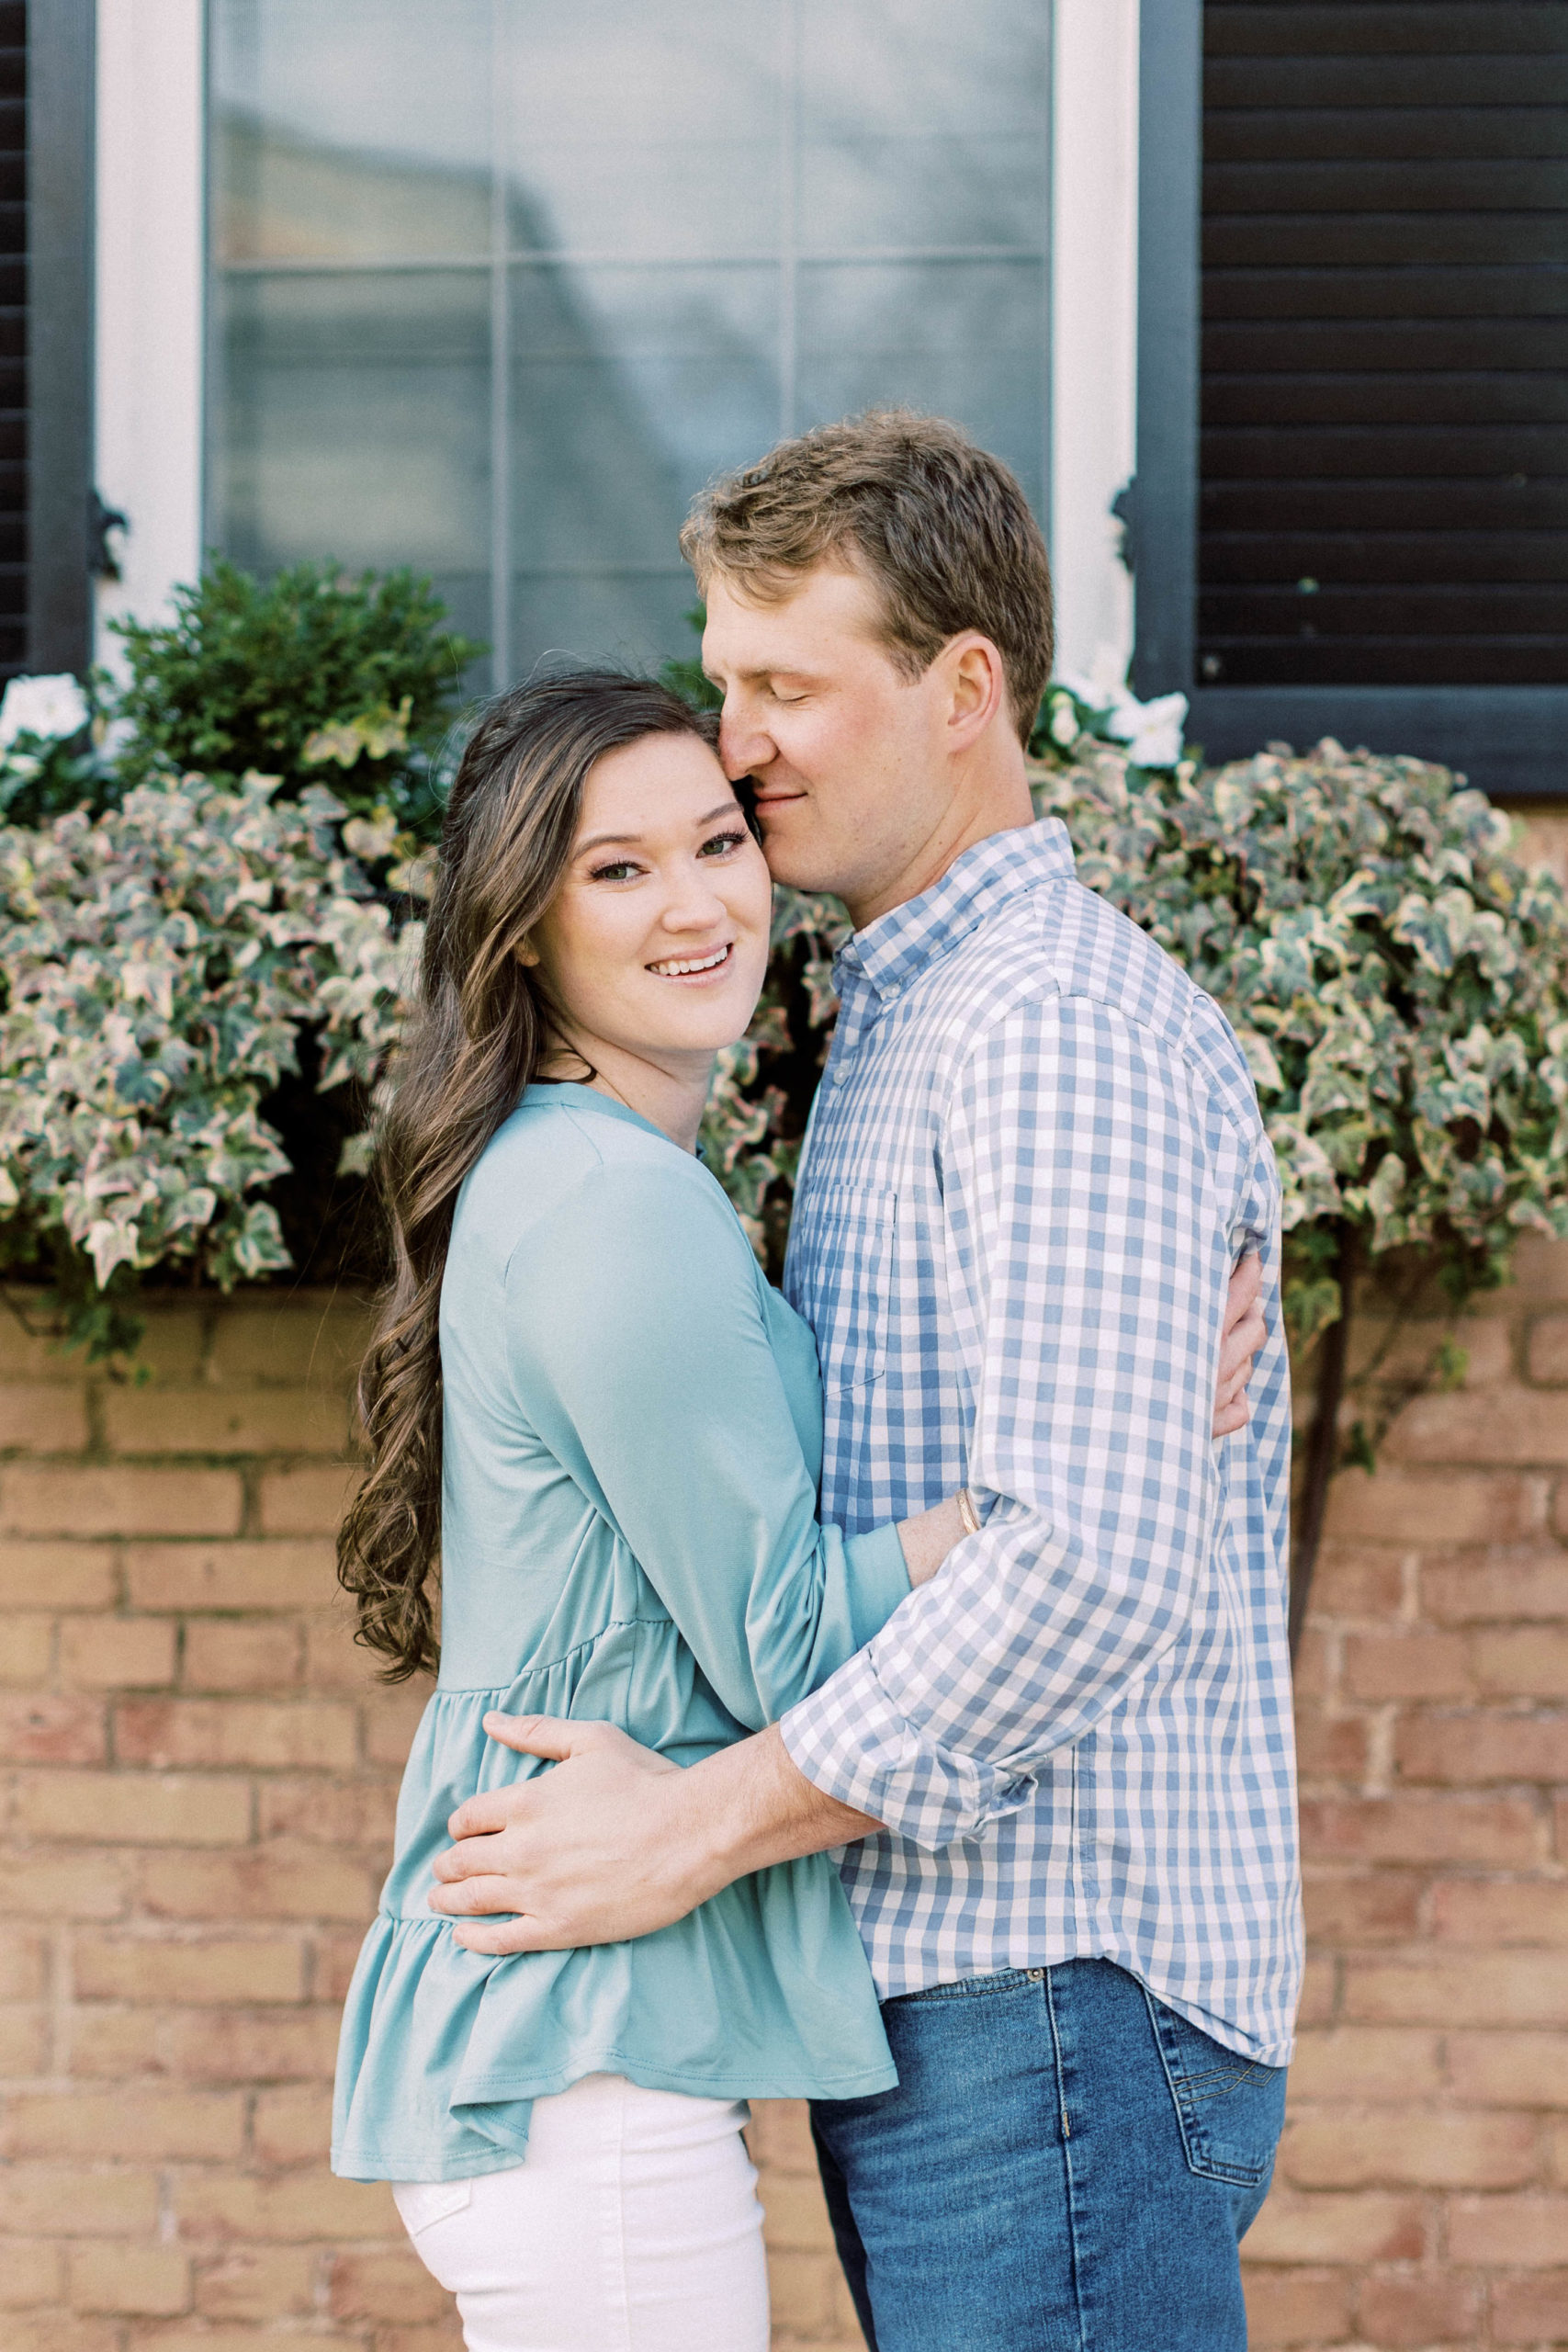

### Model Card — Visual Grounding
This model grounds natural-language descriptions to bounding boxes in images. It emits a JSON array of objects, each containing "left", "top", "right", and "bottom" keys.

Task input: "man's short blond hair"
[{"left": 679, "top": 411, "right": 1055, "bottom": 746}]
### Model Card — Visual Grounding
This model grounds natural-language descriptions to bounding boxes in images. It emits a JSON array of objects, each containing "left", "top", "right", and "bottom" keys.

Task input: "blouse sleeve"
[{"left": 502, "top": 1155, "right": 910, "bottom": 1732}]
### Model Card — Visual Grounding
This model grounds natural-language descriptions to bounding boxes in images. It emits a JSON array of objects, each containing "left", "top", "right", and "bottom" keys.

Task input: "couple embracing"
[{"left": 332, "top": 413, "right": 1302, "bottom": 2352}]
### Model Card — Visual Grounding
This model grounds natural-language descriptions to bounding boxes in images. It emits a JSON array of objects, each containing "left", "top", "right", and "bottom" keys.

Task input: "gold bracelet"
[{"left": 957, "top": 1486, "right": 981, "bottom": 1538}]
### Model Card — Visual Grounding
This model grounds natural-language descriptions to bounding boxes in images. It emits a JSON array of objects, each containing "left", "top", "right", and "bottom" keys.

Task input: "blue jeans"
[{"left": 810, "top": 1958, "right": 1285, "bottom": 2352}]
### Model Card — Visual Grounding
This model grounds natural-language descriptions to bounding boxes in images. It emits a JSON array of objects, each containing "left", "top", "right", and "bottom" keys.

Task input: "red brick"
[
  {"left": 1507, "top": 1236, "right": 1568, "bottom": 1304},
  {"left": 1357, "top": 2271, "right": 1482, "bottom": 2345},
  {"left": 1310, "top": 1544, "right": 1406, "bottom": 1618},
  {"left": 68, "top": 2244, "right": 190, "bottom": 2318},
  {"left": 0, "top": 2005, "right": 51, "bottom": 2073},
  {"left": 114, "top": 1696, "right": 355, "bottom": 1770},
  {"left": 1298, "top": 1956, "right": 1338, "bottom": 2029},
  {"left": 5, "top": 1852, "right": 134, "bottom": 1920},
  {"left": 1472, "top": 1625, "right": 1568, "bottom": 1698},
  {"left": 1386, "top": 1386, "right": 1568, "bottom": 1467},
  {"left": 1, "top": 1465, "right": 243, "bottom": 1539},
  {"left": 128, "top": 1302, "right": 209, "bottom": 1383},
  {"left": 1493, "top": 2270, "right": 1568, "bottom": 2344},
  {"left": 1280, "top": 2105, "right": 1537, "bottom": 2189},
  {"left": 1, "top": 2087, "right": 243, "bottom": 2161},
  {"left": 58, "top": 1617, "right": 177, "bottom": 1690},
  {"left": 125, "top": 1539, "right": 333, "bottom": 1612},
  {"left": 252, "top": 2085, "right": 333, "bottom": 2165},
  {"left": 1293, "top": 1713, "right": 1371, "bottom": 1781},
  {"left": 206, "top": 1296, "right": 373, "bottom": 1387},
  {"left": 1343, "top": 1632, "right": 1471, "bottom": 1701},
  {"left": 1241, "top": 2190, "right": 1426, "bottom": 2264},
  {"left": 363, "top": 1685, "right": 433, "bottom": 1768},
  {"left": 1449, "top": 2030, "right": 1568, "bottom": 2107},
  {"left": 0, "top": 2165, "right": 159, "bottom": 2236},
  {"left": 101, "top": 1385, "right": 346, "bottom": 1457},
  {"left": 0, "top": 1543, "right": 117, "bottom": 1611},
  {"left": 14, "top": 1770, "right": 252, "bottom": 1845},
  {"left": 182, "top": 1618, "right": 301, "bottom": 1692},
  {"left": 0, "top": 1386, "right": 88, "bottom": 1452},
  {"left": 1345, "top": 1953, "right": 1568, "bottom": 2028},
  {"left": 0, "top": 1614, "right": 54, "bottom": 1682},
  {"left": 1423, "top": 1547, "right": 1568, "bottom": 1625},
  {"left": 1528, "top": 1314, "right": 1568, "bottom": 1385},
  {"left": 158, "top": 2007, "right": 344, "bottom": 2083},
  {"left": 193, "top": 2247, "right": 318, "bottom": 2321},
  {"left": 256, "top": 1775, "right": 397, "bottom": 1847},
  {"left": 137, "top": 1845, "right": 377, "bottom": 1924},
  {"left": 0, "top": 1926, "right": 50, "bottom": 1999},
  {"left": 1396, "top": 1711, "right": 1568, "bottom": 1782},
  {"left": 1325, "top": 1469, "right": 1547, "bottom": 1546},
  {"left": 0, "top": 1693, "right": 105, "bottom": 1763},
  {"left": 1431, "top": 1878, "right": 1568, "bottom": 1943},
  {"left": 172, "top": 2169, "right": 392, "bottom": 2241},
  {"left": 1299, "top": 1793, "right": 1542, "bottom": 1867},
  {"left": 1448, "top": 2193, "right": 1568, "bottom": 2264},
  {"left": 1301, "top": 1874, "right": 1422, "bottom": 1944},
  {"left": 327, "top": 2248, "right": 453, "bottom": 2324},
  {"left": 302, "top": 1610, "right": 378, "bottom": 1690},
  {"left": 256, "top": 1464, "right": 357, "bottom": 1536},
  {"left": 0, "top": 2241, "right": 64, "bottom": 2309},
  {"left": 313, "top": 1931, "right": 373, "bottom": 2005},
  {"left": 72, "top": 1936, "right": 307, "bottom": 2006},
  {"left": 1288, "top": 2029, "right": 1444, "bottom": 2104}
]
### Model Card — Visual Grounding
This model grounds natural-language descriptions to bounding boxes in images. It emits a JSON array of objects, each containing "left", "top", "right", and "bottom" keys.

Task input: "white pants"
[{"left": 393, "top": 2073, "right": 770, "bottom": 2352}]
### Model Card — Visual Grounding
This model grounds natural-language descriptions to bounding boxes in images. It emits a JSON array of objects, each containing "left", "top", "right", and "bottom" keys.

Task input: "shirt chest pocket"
[{"left": 795, "top": 1182, "right": 897, "bottom": 1393}]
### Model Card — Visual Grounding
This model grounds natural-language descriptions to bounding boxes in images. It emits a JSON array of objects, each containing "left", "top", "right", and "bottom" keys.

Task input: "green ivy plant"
[{"left": 0, "top": 773, "right": 416, "bottom": 1358}]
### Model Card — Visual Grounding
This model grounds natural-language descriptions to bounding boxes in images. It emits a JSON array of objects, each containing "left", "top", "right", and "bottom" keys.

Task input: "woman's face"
[{"left": 527, "top": 730, "right": 773, "bottom": 1068}]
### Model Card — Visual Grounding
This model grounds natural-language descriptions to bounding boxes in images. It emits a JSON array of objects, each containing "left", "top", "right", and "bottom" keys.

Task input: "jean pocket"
[
  {"left": 895, "top": 1966, "right": 1040, "bottom": 2007},
  {"left": 1145, "top": 1993, "right": 1287, "bottom": 2189},
  {"left": 393, "top": 2177, "right": 474, "bottom": 2238}
]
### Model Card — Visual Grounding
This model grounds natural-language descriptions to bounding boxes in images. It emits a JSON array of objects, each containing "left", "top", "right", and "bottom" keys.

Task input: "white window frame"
[{"left": 92, "top": 0, "right": 1139, "bottom": 687}]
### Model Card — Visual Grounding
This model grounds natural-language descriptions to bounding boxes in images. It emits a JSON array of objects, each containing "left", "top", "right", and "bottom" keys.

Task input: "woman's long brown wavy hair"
[{"left": 337, "top": 672, "right": 722, "bottom": 1679}]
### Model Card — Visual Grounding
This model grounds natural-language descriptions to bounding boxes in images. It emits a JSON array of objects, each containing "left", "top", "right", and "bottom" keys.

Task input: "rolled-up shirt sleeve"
[{"left": 780, "top": 989, "right": 1281, "bottom": 1848}]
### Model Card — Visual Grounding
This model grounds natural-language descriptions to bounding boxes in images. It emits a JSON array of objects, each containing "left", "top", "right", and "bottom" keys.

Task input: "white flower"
[
  {"left": 1103, "top": 690, "right": 1189, "bottom": 773},
  {"left": 0, "top": 673, "right": 89, "bottom": 751}
]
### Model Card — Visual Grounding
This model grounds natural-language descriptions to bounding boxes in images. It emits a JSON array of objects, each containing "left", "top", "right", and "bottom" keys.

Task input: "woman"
[{"left": 332, "top": 673, "right": 965, "bottom": 2352}]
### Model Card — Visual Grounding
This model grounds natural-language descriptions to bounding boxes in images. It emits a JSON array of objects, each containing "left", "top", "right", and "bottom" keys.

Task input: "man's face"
[{"left": 701, "top": 560, "right": 960, "bottom": 916}]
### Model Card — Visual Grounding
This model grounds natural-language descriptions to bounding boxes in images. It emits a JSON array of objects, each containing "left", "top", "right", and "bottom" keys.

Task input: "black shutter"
[
  {"left": 1201, "top": 2, "right": 1568, "bottom": 695},
  {"left": 0, "top": 2, "right": 22, "bottom": 679},
  {"left": 1134, "top": 0, "right": 1568, "bottom": 795}
]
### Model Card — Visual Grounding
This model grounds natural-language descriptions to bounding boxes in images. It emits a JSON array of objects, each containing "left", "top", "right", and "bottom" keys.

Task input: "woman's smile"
[{"left": 646, "top": 942, "right": 735, "bottom": 981}]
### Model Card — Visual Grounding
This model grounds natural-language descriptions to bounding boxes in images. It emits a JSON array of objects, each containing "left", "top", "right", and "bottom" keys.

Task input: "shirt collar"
[{"left": 836, "top": 817, "right": 1076, "bottom": 1002}]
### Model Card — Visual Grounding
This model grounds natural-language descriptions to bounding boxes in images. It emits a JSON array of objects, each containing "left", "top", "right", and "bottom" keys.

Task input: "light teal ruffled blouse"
[{"left": 332, "top": 1083, "right": 910, "bottom": 2183}]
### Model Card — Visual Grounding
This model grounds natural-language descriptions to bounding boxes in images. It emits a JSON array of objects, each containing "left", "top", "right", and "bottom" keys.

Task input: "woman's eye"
[
  {"left": 589, "top": 859, "right": 639, "bottom": 882},
  {"left": 698, "top": 829, "right": 747, "bottom": 858}
]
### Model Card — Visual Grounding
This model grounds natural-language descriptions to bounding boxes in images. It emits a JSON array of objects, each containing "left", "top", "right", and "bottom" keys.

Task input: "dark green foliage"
[
  {"left": 659, "top": 606, "right": 722, "bottom": 713},
  {"left": 107, "top": 559, "right": 487, "bottom": 835}
]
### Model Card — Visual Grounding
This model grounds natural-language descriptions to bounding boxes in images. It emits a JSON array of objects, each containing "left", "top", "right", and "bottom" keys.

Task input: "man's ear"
[{"left": 943, "top": 633, "right": 1008, "bottom": 752}]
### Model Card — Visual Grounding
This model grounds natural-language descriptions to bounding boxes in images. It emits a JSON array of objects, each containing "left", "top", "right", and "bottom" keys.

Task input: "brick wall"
[{"left": 0, "top": 1261, "right": 1563, "bottom": 2352}]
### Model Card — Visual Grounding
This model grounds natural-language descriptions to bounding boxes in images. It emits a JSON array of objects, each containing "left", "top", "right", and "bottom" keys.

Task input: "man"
[{"left": 426, "top": 413, "right": 1301, "bottom": 2349}]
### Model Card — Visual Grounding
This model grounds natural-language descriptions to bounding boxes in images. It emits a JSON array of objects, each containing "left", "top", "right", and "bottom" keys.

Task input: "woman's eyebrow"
[{"left": 576, "top": 803, "right": 739, "bottom": 856}]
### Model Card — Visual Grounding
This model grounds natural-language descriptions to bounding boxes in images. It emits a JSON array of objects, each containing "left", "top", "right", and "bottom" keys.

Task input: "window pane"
[
  {"left": 799, "top": 0, "right": 1050, "bottom": 251},
  {"left": 208, "top": 0, "right": 1052, "bottom": 686},
  {"left": 798, "top": 261, "right": 1047, "bottom": 517},
  {"left": 212, "top": 0, "right": 491, "bottom": 264},
  {"left": 213, "top": 269, "right": 492, "bottom": 651}
]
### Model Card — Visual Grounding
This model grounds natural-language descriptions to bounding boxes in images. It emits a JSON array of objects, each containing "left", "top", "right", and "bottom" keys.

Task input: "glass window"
[{"left": 208, "top": 0, "right": 1050, "bottom": 688}]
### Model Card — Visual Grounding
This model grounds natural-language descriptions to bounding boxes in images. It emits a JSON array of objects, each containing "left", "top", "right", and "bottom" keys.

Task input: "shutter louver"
[
  {"left": 1201, "top": 2, "right": 1568, "bottom": 689},
  {"left": 0, "top": 2, "right": 21, "bottom": 679}
]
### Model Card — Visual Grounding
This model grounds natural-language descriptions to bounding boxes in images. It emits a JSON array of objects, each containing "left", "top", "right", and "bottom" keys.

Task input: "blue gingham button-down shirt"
[{"left": 779, "top": 819, "right": 1303, "bottom": 2064}]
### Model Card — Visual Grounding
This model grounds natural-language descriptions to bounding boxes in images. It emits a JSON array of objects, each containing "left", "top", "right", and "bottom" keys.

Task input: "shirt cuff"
[
  {"left": 779, "top": 1645, "right": 1035, "bottom": 1849},
  {"left": 840, "top": 1522, "right": 912, "bottom": 1654}
]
